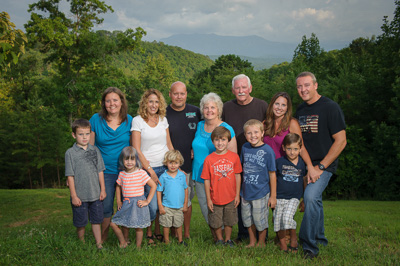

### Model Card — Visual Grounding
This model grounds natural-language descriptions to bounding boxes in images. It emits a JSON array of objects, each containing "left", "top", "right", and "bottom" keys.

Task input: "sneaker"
[
  {"left": 215, "top": 240, "right": 225, "bottom": 246},
  {"left": 303, "top": 250, "right": 318, "bottom": 260},
  {"left": 179, "top": 241, "right": 188, "bottom": 247},
  {"left": 224, "top": 240, "right": 235, "bottom": 248}
]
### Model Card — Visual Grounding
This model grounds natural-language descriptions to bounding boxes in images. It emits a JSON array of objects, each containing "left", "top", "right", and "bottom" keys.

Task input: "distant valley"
[{"left": 159, "top": 34, "right": 349, "bottom": 70}]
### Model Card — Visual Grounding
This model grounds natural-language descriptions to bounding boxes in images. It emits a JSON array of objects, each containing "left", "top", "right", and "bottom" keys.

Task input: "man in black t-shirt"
[
  {"left": 222, "top": 74, "right": 268, "bottom": 242},
  {"left": 295, "top": 72, "right": 347, "bottom": 259},
  {"left": 166, "top": 81, "right": 201, "bottom": 239}
]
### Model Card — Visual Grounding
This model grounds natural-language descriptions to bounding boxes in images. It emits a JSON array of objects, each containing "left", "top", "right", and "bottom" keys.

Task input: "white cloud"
[{"left": 290, "top": 8, "right": 334, "bottom": 22}]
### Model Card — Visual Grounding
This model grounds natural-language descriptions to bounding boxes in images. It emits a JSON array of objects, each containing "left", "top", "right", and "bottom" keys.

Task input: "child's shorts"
[
  {"left": 273, "top": 198, "right": 300, "bottom": 232},
  {"left": 241, "top": 193, "right": 270, "bottom": 231},
  {"left": 208, "top": 200, "right": 238, "bottom": 229},
  {"left": 71, "top": 199, "right": 104, "bottom": 228},
  {"left": 159, "top": 206, "right": 184, "bottom": 228}
]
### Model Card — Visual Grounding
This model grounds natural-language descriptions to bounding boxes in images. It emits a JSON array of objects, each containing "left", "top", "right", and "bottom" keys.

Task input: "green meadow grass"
[{"left": 0, "top": 189, "right": 399, "bottom": 265}]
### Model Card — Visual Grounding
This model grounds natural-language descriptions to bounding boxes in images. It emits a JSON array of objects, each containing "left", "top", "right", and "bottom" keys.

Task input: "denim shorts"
[{"left": 71, "top": 199, "right": 104, "bottom": 228}]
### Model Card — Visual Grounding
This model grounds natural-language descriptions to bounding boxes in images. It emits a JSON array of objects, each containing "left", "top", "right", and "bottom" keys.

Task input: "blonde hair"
[
  {"left": 163, "top": 150, "right": 184, "bottom": 166},
  {"left": 138, "top": 89, "right": 167, "bottom": 121},
  {"left": 243, "top": 119, "right": 263, "bottom": 133}
]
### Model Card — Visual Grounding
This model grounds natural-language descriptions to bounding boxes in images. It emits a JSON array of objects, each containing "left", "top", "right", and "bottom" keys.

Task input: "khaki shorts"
[
  {"left": 159, "top": 206, "right": 184, "bottom": 228},
  {"left": 208, "top": 200, "right": 238, "bottom": 229}
]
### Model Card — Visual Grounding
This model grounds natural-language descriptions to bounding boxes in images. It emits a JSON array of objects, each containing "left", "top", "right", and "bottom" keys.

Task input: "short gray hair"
[
  {"left": 296, "top": 72, "right": 317, "bottom": 84},
  {"left": 200, "top": 92, "right": 223, "bottom": 120},
  {"left": 232, "top": 74, "right": 251, "bottom": 88}
]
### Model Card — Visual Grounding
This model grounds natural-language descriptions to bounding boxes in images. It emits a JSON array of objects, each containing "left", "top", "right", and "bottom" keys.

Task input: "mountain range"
[{"left": 159, "top": 34, "right": 349, "bottom": 70}]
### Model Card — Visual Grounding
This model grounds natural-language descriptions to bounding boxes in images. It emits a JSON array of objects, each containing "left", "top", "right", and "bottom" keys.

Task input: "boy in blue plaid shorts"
[
  {"left": 274, "top": 133, "right": 306, "bottom": 252},
  {"left": 240, "top": 119, "right": 277, "bottom": 248}
]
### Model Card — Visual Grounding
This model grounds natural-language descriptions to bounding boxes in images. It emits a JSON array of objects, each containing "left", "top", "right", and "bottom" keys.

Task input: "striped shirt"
[{"left": 116, "top": 169, "right": 151, "bottom": 197}]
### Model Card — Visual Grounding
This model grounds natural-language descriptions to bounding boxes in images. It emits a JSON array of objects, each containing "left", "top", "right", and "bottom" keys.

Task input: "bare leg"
[
  {"left": 110, "top": 222, "right": 128, "bottom": 248},
  {"left": 163, "top": 227, "right": 170, "bottom": 244},
  {"left": 146, "top": 221, "right": 154, "bottom": 244},
  {"left": 183, "top": 205, "right": 192, "bottom": 239},
  {"left": 91, "top": 224, "right": 103, "bottom": 248},
  {"left": 171, "top": 227, "right": 177, "bottom": 238},
  {"left": 256, "top": 229, "right": 267, "bottom": 247},
  {"left": 176, "top": 226, "right": 183, "bottom": 243},
  {"left": 214, "top": 227, "right": 223, "bottom": 241},
  {"left": 135, "top": 228, "right": 143, "bottom": 248},
  {"left": 224, "top": 226, "right": 232, "bottom": 242},
  {"left": 210, "top": 225, "right": 218, "bottom": 242},
  {"left": 246, "top": 225, "right": 257, "bottom": 247},
  {"left": 77, "top": 227, "right": 85, "bottom": 242},
  {"left": 278, "top": 230, "right": 288, "bottom": 251},
  {"left": 122, "top": 227, "right": 130, "bottom": 244},
  {"left": 154, "top": 213, "right": 161, "bottom": 236},
  {"left": 289, "top": 229, "right": 298, "bottom": 252},
  {"left": 101, "top": 217, "right": 111, "bottom": 243}
]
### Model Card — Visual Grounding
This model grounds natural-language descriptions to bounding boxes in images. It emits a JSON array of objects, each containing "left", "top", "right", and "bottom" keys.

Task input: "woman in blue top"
[
  {"left": 89, "top": 87, "right": 133, "bottom": 243},
  {"left": 192, "top": 92, "right": 237, "bottom": 235}
]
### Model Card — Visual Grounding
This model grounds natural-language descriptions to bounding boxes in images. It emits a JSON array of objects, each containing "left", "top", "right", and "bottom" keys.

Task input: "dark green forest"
[{"left": 1, "top": 1, "right": 399, "bottom": 200}]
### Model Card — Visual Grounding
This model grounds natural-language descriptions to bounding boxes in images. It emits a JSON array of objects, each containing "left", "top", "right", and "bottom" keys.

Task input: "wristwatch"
[{"left": 318, "top": 163, "right": 326, "bottom": 170}]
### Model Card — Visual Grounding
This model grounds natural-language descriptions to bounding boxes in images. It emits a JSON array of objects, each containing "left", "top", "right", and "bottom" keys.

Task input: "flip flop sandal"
[
  {"left": 146, "top": 235, "right": 156, "bottom": 246},
  {"left": 155, "top": 234, "right": 164, "bottom": 242},
  {"left": 288, "top": 246, "right": 299, "bottom": 253}
]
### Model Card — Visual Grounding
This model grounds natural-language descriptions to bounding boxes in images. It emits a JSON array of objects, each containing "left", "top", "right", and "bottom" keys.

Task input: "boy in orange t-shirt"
[{"left": 202, "top": 126, "right": 242, "bottom": 247}]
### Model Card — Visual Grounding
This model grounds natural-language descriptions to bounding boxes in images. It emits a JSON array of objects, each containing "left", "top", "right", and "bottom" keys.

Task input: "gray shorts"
[
  {"left": 273, "top": 198, "right": 300, "bottom": 232},
  {"left": 159, "top": 206, "right": 184, "bottom": 228},
  {"left": 208, "top": 200, "right": 238, "bottom": 229},
  {"left": 241, "top": 193, "right": 270, "bottom": 231}
]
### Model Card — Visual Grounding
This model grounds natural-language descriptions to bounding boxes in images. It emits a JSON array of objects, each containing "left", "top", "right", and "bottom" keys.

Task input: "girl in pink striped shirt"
[{"left": 110, "top": 147, "right": 157, "bottom": 248}]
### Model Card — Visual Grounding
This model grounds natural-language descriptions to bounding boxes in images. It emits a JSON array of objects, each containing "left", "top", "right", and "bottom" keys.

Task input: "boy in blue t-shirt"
[
  {"left": 240, "top": 119, "right": 277, "bottom": 248},
  {"left": 274, "top": 133, "right": 306, "bottom": 253},
  {"left": 157, "top": 150, "right": 188, "bottom": 245}
]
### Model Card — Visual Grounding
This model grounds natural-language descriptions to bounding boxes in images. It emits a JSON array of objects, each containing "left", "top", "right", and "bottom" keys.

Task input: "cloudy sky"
[{"left": 3, "top": 0, "right": 396, "bottom": 46}]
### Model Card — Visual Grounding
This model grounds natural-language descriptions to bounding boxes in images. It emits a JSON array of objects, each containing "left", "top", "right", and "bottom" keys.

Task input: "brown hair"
[
  {"left": 138, "top": 89, "right": 167, "bottom": 121},
  {"left": 99, "top": 87, "right": 128, "bottom": 124},
  {"left": 264, "top": 92, "right": 293, "bottom": 137},
  {"left": 72, "top": 118, "right": 91, "bottom": 134},
  {"left": 282, "top": 133, "right": 302, "bottom": 148},
  {"left": 243, "top": 119, "right": 264, "bottom": 133},
  {"left": 211, "top": 126, "right": 231, "bottom": 142}
]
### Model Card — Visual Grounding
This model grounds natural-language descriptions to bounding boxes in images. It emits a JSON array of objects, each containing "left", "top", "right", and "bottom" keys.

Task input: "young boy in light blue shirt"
[{"left": 157, "top": 150, "right": 188, "bottom": 245}]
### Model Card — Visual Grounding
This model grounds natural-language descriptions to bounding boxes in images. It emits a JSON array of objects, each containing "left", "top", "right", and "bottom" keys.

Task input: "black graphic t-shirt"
[
  {"left": 295, "top": 96, "right": 346, "bottom": 173},
  {"left": 166, "top": 104, "right": 201, "bottom": 173}
]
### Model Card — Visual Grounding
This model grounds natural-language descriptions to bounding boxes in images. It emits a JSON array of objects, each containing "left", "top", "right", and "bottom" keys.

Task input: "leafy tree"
[
  {"left": 0, "top": 12, "right": 28, "bottom": 72},
  {"left": 293, "top": 33, "right": 323, "bottom": 64}
]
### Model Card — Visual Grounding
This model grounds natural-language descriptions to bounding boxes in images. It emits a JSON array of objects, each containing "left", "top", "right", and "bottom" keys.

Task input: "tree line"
[{"left": 1, "top": 0, "right": 399, "bottom": 200}]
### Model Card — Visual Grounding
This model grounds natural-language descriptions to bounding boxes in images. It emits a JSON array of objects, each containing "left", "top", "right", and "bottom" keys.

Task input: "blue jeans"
[
  {"left": 103, "top": 173, "right": 118, "bottom": 218},
  {"left": 299, "top": 171, "right": 332, "bottom": 255},
  {"left": 145, "top": 166, "right": 166, "bottom": 221}
]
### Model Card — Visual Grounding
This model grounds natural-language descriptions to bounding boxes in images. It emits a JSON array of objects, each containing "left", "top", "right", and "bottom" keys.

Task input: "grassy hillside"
[{"left": 0, "top": 189, "right": 399, "bottom": 264}]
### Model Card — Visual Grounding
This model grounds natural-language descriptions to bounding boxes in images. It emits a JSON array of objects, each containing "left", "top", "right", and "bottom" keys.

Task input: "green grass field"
[{"left": 0, "top": 189, "right": 399, "bottom": 265}]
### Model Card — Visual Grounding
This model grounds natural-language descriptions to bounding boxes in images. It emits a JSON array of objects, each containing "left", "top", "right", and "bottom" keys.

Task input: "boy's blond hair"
[
  {"left": 243, "top": 119, "right": 264, "bottom": 133},
  {"left": 163, "top": 150, "right": 184, "bottom": 166},
  {"left": 211, "top": 126, "right": 231, "bottom": 141}
]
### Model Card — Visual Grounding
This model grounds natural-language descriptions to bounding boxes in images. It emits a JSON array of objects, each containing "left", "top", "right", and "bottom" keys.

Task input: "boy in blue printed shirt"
[
  {"left": 65, "top": 119, "right": 106, "bottom": 249},
  {"left": 274, "top": 133, "right": 306, "bottom": 253},
  {"left": 240, "top": 119, "right": 277, "bottom": 248},
  {"left": 157, "top": 150, "right": 188, "bottom": 245}
]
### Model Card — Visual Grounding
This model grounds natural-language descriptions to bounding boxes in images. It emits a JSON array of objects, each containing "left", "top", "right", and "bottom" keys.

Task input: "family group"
[{"left": 65, "top": 72, "right": 347, "bottom": 259}]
